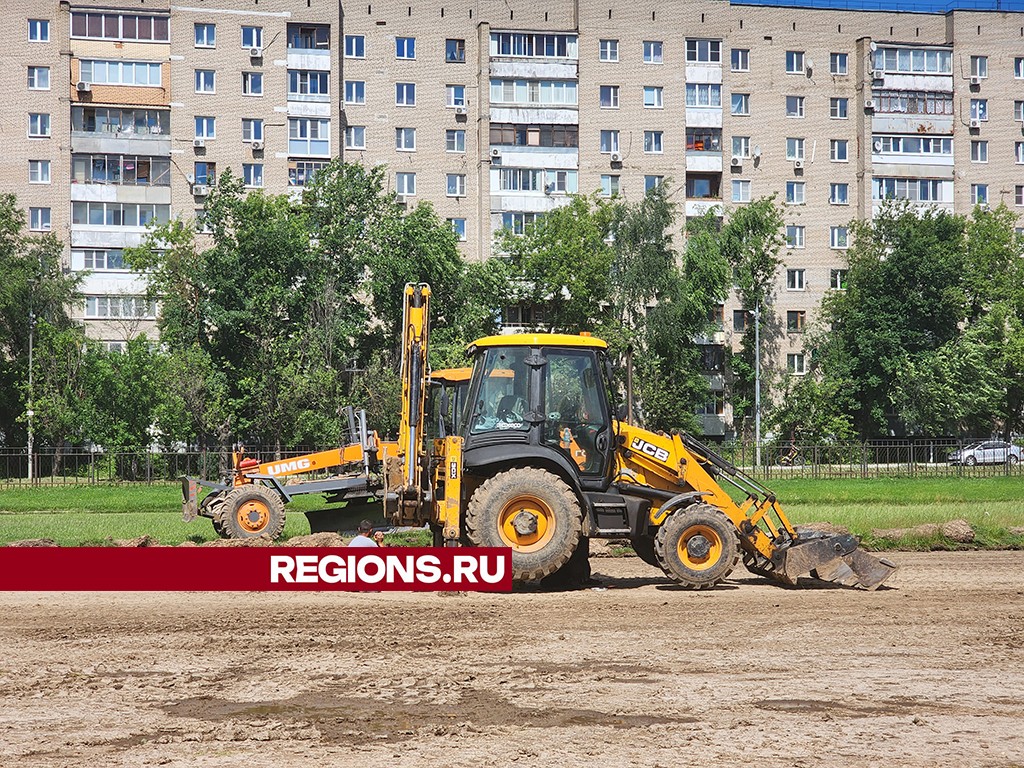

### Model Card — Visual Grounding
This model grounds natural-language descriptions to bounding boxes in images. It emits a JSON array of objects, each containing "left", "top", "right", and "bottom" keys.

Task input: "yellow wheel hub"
[
  {"left": 677, "top": 524, "right": 724, "bottom": 571},
  {"left": 498, "top": 494, "right": 555, "bottom": 552},
  {"left": 237, "top": 499, "right": 270, "bottom": 533}
]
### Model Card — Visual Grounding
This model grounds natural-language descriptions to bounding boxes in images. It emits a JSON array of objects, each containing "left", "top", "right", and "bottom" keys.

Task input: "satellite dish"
[
  {"left": 186, "top": 173, "right": 196, "bottom": 183},
  {"left": 805, "top": 58, "right": 814, "bottom": 71},
  {"left": 870, "top": 41, "right": 878, "bottom": 52},
  {"left": 753, "top": 145, "right": 762, "bottom": 158},
  {"left": 873, "top": 139, "right": 882, "bottom": 152}
]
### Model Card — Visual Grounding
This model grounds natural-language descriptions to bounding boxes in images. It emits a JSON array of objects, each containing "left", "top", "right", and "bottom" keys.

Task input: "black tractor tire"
[
  {"left": 655, "top": 504, "right": 740, "bottom": 589},
  {"left": 465, "top": 467, "right": 581, "bottom": 582},
  {"left": 630, "top": 535, "right": 659, "bottom": 568},
  {"left": 540, "top": 537, "right": 592, "bottom": 589},
  {"left": 219, "top": 485, "right": 286, "bottom": 540}
]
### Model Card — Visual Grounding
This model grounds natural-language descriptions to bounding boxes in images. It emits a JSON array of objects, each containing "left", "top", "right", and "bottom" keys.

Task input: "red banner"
[{"left": 0, "top": 547, "right": 512, "bottom": 592}]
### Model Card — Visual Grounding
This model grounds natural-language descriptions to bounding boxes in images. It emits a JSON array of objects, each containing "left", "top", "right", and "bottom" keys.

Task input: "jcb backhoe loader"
[{"left": 388, "top": 283, "right": 896, "bottom": 590}]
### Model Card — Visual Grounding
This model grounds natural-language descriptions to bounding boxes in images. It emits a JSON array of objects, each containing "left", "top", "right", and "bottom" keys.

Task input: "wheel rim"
[
  {"left": 498, "top": 494, "right": 555, "bottom": 552},
  {"left": 237, "top": 498, "right": 270, "bottom": 533},
  {"left": 676, "top": 524, "right": 724, "bottom": 571}
]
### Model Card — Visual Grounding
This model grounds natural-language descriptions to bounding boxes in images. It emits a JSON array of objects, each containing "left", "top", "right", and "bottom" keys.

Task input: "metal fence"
[{"left": 1, "top": 438, "right": 1020, "bottom": 485}]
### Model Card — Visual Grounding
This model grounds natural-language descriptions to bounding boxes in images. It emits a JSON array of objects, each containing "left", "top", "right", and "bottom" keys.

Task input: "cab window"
[
  {"left": 543, "top": 350, "right": 608, "bottom": 475},
  {"left": 469, "top": 347, "right": 530, "bottom": 434}
]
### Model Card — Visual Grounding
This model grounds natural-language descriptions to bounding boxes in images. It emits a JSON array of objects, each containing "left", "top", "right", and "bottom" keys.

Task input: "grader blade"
[{"left": 776, "top": 534, "right": 897, "bottom": 590}]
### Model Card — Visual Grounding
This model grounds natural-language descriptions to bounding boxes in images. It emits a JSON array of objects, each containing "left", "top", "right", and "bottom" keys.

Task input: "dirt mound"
[
  {"left": 199, "top": 536, "right": 276, "bottom": 547},
  {"left": 796, "top": 522, "right": 851, "bottom": 537},
  {"left": 285, "top": 532, "right": 347, "bottom": 547},
  {"left": 872, "top": 519, "right": 975, "bottom": 544},
  {"left": 107, "top": 535, "right": 161, "bottom": 548},
  {"left": 5, "top": 538, "right": 58, "bottom": 547}
]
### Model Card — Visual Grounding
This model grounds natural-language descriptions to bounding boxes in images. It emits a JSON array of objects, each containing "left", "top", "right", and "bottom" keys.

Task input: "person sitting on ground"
[{"left": 348, "top": 519, "right": 385, "bottom": 547}]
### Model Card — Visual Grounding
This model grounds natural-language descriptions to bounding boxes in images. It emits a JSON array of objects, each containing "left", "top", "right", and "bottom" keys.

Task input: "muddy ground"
[{"left": 0, "top": 551, "right": 1022, "bottom": 767}]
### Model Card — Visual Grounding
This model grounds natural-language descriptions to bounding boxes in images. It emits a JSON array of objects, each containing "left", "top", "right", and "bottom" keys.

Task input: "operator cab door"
[{"left": 541, "top": 348, "right": 612, "bottom": 483}]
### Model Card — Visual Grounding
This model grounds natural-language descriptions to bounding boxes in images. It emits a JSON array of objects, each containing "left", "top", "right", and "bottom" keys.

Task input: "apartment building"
[{"left": 3, "top": 0, "right": 1022, "bottom": 435}]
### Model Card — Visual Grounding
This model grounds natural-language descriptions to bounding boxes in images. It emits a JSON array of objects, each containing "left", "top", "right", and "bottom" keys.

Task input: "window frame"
[
  {"left": 599, "top": 39, "right": 619, "bottom": 62},
  {"left": 396, "top": 36, "right": 416, "bottom": 60},
  {"left": 731, "top": 48, "right": 750, "bottom": 72},
  {"left": 830, "top": 52, "right": 848, "bottom": 75},
  {"left": 194, "top": 23, "right": 216, "bottom": 48},
  {"left": 786, "top": 50, "right": 805, "bottom": 74},
  {"left": 395, "top": 82, "right": 416, "bottom": 106},
  {"left": 344, "top": 125, "right": 366, "bottom": 150},
  {"left": 643, "top": 40, "right": 663, "bottom": 64},
  {"left": 787, "top": 268, "right": 806, "bottom": 290},
  {"left": 345, "top": 35, "right": 365, "bottom": 58},
  {"left": 28, "top": 19, "right": 50, "bottom": 42}
]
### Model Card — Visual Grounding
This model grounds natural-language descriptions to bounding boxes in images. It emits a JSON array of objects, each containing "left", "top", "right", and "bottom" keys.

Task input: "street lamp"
[
  {"left": 753, "top": 303, "right": 762, "bottom": 471},
  {"left": 26, "top": 279, "right": 38, "bottom": 483}
]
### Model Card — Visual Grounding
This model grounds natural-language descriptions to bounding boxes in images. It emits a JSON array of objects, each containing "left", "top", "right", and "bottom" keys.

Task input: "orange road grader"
[{"left": 183, "top": 283, "right": 896, "bottom": 590}]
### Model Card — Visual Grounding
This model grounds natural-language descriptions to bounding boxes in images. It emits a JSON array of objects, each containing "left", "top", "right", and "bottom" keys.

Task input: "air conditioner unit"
[
  {"left": 970, "top": 118, "right": 982, "bottom": 129},
  {"left": 249, "top": 47, "right": 263, "bottom": 58},
  {"left": 395, "top": 194, "right": 408, "bottom": 205},
  {"left": 730, "top": 155, "right": 742, "bottom": 167},
  {"left": 76, "top": 81, "right": 91, "bottom": 92},
  {"left": 251, "top": 140, "right": 264, "bottom": 151},
  {"left": 192, "top": 184, "right": 209, "bottom": 197},
  {"left": 864, "top": 98, "right": 876, "bottom": 110},
  {"left": 454, "top": 105, "right": 467, "bottom": 115},
  {"left": 871, "top": 68, "right": 884, "bottom": 79},
  {"left": 794, "top": 159, "right": 805, "bottom": 169},
  {"left": 610, "top": 151, "right": 622, "bottom": 162},
  {"left": 193, "top": 137, "right": 206, "bottom": 148},
  {"left": 970, "top": 75, "right": 982, "bottom": 86},
  {"left": 490, "top": 147, "right": 501, "bottom": 157}
]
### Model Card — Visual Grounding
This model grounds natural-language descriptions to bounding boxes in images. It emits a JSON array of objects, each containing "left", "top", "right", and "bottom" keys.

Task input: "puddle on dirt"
[{"left": 165, "top": 687, "right": 695, "bottom": 744}]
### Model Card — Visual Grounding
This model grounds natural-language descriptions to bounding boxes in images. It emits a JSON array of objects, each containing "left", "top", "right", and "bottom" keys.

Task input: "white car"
[{"left": 948, "top": 440, "right": 1022, "bottom": 466}]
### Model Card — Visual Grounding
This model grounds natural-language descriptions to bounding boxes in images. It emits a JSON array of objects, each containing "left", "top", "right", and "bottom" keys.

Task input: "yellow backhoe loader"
[{"left": 386, "top": 283, "right": 896, "bottom": 590}]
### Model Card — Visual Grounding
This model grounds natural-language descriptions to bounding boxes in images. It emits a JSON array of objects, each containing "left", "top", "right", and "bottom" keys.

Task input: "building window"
[
  {"left": 1015, "top": 58, "right": 1024, "bottom": 78},
  {"left": 787, "top": 268, "right": 806, "bottom": 290},
  {"left": 830, "top": 183, "right": 849, "bottom": 205},
  {"left": 396, "top": 82, "right": 416, "bottom": 106},
  {"left": 448, "top": 218, "right": 467, "bottom": 241},
  {"left": 288, "top": 160, "right": 327, "bottom": 187},
  {"left": 643, "top": 40, "right": 663, "bottom": 64},
  {"left": 242, "top": 118, "right": 264, "bottom": 142},
  {"left": 732, "top": 179, "right": 751, "bottom": 203},
  {"left": 242, "top": 71, "right": 263, "bottom": 96},
  {"left": 446, "top": 173, "right": 466, "bottom": 197},
  {"left": 501, "top": 212, "right": 540, "bottom": 234},
  {"left": 731, "top": 48, "right": 750, "bottom": 72},
  {"left": 731, "top": 93, "right": 750, "bottom": 115},
  {"left": 70, "top": 13, "right": 168, "bottom": 42},
  {"left": 28, "top": 66, "right": 50, "bottom": 90},
  {"left": 195, "top": 23, "right": 215, "bottom": 47},
  {"left": 193, "top": 162, "right": 216, "bottom": 185},
  {"left": 395, "top": 127, "right": 416, "bottom": 151},
  {"left": 873, "top": 135, "right": 952, "bottom": 155},
  {"left": 600, "top": 130, "right": 620, "bottom": 154},
  {"left": 643, "top": 86, "right": 663, "bottom": 109},
  {"left": 684, "top": 126, "right": 717, "bottom": 151},
  {"left": 1016, "top": 142, "right": 1024, "bottom": 164},
  {"left": 732, "top": 136, "right": 750, "bottom": 158},
  {"left": 686, "top": 175, "right": 720, "bottom": 199},
  {"left": 29, "top": 160, "right": 50, "bottom": 184},
  {"left": 785, "top": 95, "right": 805, "bottom": 117},
  {"left": 600, "top": 174, "right": 620, "bottom": 197},
  {"left": 873, "top": 47, "right": 953, "bottom": 75},
  {"left": 242, "top": 163, "right": 263, "bottom": 188},
  {"left": 600, "top": 39, "right": 619, "bottom": 62},
  {"left": 288, "top": 117, "right": 330, "bottom": 156},
  {"left": 786, "top": 137, "right": 805, "bottom": 160},
  {"left": 644, "top": 175, "right": 663, "bottom": 192},
  {"left": 396, "top": 37, "right": 415, "bottom": 59},
  {"left": 600, "top": 85, "right": 619, "bottom": 108},
  {"left": 733, "top": 310, "right": 748, "bottom": 332},
  {"left": 970, "top": 55, "right": 988, "bottom": 78},
  {"left": 75, "top": 249, "right": 125, "bottom": 270},
  {"left": 289, "top": 70, "right": 329, "bottom": 98},
  {"left": 72, "top": 154, "right": 171, "bottom": 186},
  {"left": 830, "top": 97, "right": 848, "bottom": 119},
  {"left": 643, "top": 131, "right": 663, "bottom": 153},
  {"left": 786, "top": 181, "right": 805, "bottom": 205},
  {"left": 972, "top": 184, "right": 988, "bottom": 205},
  {"left": 195, "top": 116, "right": 216, "bottom": 138},
  {"left": 686, "top": 39, "right": 721, "bottom": 64},
  {"left": 830, "top": 269, "right": 848, "bottom": 290},
  {"left": 830, "top": 139, "right": 849, "bottom": 162},
  {"left": 446, "top": 39, "right": 466, "bottom": 63},
  {"left": 396, "top": 172, "right": 416, "bottom": 195},
  {"left": 1016, "top": 101, "right": 1024, "bottom": 122},
  {"left": 28, "top": 113, "right": 51, "bottom": 138},
  {"left": 785, "top": 225, "right": 805, "bottom": 249},
  {"left": 547, "top": 170, "right": 578, "bottom": 194},
  {"left": 1016, "top": 186, "right": 1024, "bottom": 206},
  {"left": 787, "top": 353, "right": 807, "bottom": 375},
  {"left": 875, "top": 90, "right": 954, "bottom": 116},
  {"left": 72, "top": 202, "right": 169, "bottom": 227},
  {"left": 241, "top": 26, "right": 263, "bottom": 49},
  {"left": 787, "top": 310, "right": 806, "bottom": 333},
  {"left": 29, "top": 19, "right": 50, "bottom": 42},
  {"left": 345, "top": 125, "right": 366, "bottom": 149},
  {"left": 446, "top": 130, "right": 466, "bottom": 152},
  {"left": 830, "top": 52, "right": 848, "bottom": 75},
  {"left": 85, "top": 295, "right": 155, "bottom": 320},
  {"left": 786, "top": 50, "right": 805, "bottom": 74},
  {"left": 830, "top": 226, "right": 849, "bottom": 249},
  {"left": 345, "top": 80, "right": 366, "bottom": 104},
  {"left": 970, "top": 99, "right": 988, "bottom": 121},
  {"left": 345, "top": 35, "right": 365, "bottom": 58},
  {"left": 490, "top": 79, "right": 578, "bottom": 106},
  {"left": 685, "top": 83, "right": 721, "bottom": 107},
  {"left": 489, "top": 32, "right": 579, "bottom": 60},
  {"left": 79, "top": 60, "right": 163, "bottom": 87},
  {"left": 288, "top": 24, "right": 329, "bottom": 51},
  {"left": 490, "top": 123, "right": 578, "bottom": 148},
  {"left": 971, "top": 140, "right": 988, "bottom": 163},
  {"left": 873, "top": 177, "right": 949, "bottom": 203},
  {"left": 29, "top": 207, "right": 50, "bottom": 231},
  {"left": 440, "top": 84, "right": 464, "bottom": 109}
]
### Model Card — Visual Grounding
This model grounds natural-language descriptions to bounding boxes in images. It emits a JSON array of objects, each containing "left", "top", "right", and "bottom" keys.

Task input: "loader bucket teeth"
[{"left": 777, "top": 535, "right": 897, "bottom": 590}]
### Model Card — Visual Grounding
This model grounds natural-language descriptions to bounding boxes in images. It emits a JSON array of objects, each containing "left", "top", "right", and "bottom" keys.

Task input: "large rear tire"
[
  {"left": 465, "top": 467, "right": 581, "bottom": 582},
  {"left": 219, "top": 485, "right": 286, "bottom": 540},
  {"left": 655, "top": 504, "right": 740, "bottom": 589}
]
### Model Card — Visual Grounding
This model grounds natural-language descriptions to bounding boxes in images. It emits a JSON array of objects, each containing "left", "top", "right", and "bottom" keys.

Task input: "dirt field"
[{"left": 1, "top": 551, "right": 1022, "bottom": 768}]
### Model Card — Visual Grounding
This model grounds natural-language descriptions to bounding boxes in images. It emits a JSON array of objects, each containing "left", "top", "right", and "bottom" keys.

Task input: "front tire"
[
  {"left": 655, "top": 504, "right": 740, "bottom": 589},
  {"left": 219, "top": 485, "right": 286, "bottom": 540},
  {"left": 465, "top": 467, "right": 581, "bottom": 582}
]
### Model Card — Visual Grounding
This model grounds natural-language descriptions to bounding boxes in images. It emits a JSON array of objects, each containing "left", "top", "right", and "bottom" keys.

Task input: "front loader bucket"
[{"left": 775, "top": 534, "right": 897, "bottom": 590}]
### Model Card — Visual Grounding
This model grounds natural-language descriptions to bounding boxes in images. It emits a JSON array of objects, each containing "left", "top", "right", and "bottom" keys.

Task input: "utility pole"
[
  {"left": 753, "top": 303, "right": 761, "bottom": 472},
  {"left": 27, "top": 308, "right": 35, "bottom": 482}
]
